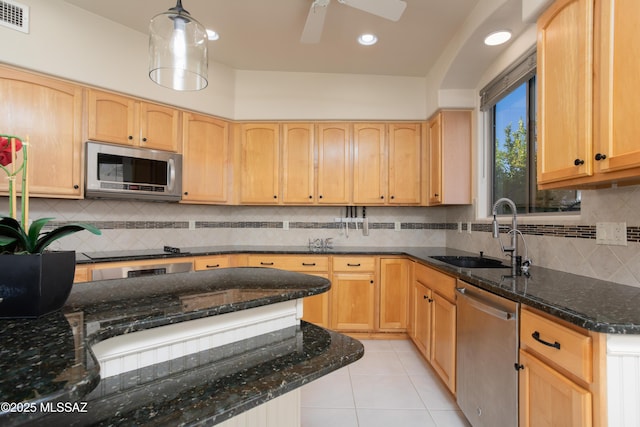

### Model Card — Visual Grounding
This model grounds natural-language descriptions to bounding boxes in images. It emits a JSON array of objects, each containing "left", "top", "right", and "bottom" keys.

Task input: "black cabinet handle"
[
  {"left": 260, "top": 262, "right": 274, "bottom": 266},
  {"left": 273, "top": 195, "right": 277, "bottom": 199},
  {"left": 574, "top": 159, "right": 584, "bottom": 166},
  {"left": 380, "top": 195, "right": 384, "bottom": 199},
  {"left": 595, "top": 153, "right": 607, "bottom": 161},
  {"left": 319, "top": 195, "right": 323, "bottom": 199},
  {"left": 184, "top": 191, "right": 189, "bottom": 195},
  {"left": 391, "top": 195, "right": 395, "bottom": 199},
  {"left": 347, "top": 263, "right": 361, "bottom": 267},
  {"left": 301, "top": 263, "right": 316, "bottom": 266},
  {"left": 128, "top": 135, "right": 133, "bottom": 140},
  {"left": 309, "top": 195, "right": 313, "bottom": 199},
  {"left": 73, "top": 184, "right": 79, "bottom": 189},
  {"left": 532, "top": 331, "right": 561, "bottom": 350},
  {"left": 206, "top": 264, "right": 220, "bottom": 268},
  {"left": 142, "top": 137, "right": 147, "bottom": 142}
]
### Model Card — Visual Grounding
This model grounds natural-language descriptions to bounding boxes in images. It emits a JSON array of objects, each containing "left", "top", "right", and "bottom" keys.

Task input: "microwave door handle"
[{"left": 168, "top": 158, "right": 176, "bottom": 191}]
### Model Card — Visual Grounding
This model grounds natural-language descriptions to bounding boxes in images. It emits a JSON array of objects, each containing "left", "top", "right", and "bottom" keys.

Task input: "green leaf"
[
  {"left": 33, "top": 222, "right": 102, "bottom": 253},
  {"left": 0, "top": 217, "right": 29, "bottom": 251},
  {"left": 27, "top": 217, "right": 54, "bottom": 250}
]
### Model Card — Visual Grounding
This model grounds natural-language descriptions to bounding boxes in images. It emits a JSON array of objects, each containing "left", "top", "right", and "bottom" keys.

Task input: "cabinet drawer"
[
  {"left": 415, "top": 262, "right": 456, "bottom": 302},
  {"left": 194, "top": 255, "right": 230, "bottom": 271},
  {"left": 246, "top": 255, "right": 329, "bottom": 272},
  {"left": 74, "top": 265, "right": 90, "bottom": 283},
  {"left": 521, "top": 308, "right": 592, "bottom": 382},
  {"left": 332, "top": 256, "right": 376, "bottom": 272}
]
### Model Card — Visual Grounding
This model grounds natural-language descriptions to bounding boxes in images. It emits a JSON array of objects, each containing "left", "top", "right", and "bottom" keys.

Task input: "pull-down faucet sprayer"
[{"left": 491, "top": 197, "right": 520, "bottom": 275}]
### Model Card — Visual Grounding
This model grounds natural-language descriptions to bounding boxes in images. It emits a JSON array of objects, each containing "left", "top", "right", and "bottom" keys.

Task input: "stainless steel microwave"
[{"left": 85, "top": 141, "right": 182, "bottom": 202}]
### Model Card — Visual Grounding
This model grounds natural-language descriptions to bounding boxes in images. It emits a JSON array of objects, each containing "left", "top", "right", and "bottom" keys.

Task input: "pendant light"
[{"left": 148, "top": 0, "right": 208, "bottom": 91}]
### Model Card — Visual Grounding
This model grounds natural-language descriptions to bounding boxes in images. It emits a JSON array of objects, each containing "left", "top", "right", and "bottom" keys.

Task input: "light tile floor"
[{"left": 301, "top": 339, "right": 472, "bottom": 427}]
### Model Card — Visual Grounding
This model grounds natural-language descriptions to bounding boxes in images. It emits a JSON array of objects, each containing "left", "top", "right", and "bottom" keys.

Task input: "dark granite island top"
[{"left": 0, "top": 267, "right": 363, "bottom": 426}]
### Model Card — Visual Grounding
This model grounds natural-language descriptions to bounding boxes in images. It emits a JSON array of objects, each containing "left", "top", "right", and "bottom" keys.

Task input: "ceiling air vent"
[{"left": 0, "top": 0, "right": 29, "bottom": 34}]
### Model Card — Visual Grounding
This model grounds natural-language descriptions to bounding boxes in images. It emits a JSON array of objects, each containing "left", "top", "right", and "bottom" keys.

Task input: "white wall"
[{"left": 234, "top": 71, "right": 426, "bottom": 121}]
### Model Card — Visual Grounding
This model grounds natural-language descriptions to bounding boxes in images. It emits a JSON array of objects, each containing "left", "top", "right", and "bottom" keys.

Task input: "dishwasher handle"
[{"left": 455, "top": 287, "right": 516, "bottom": 320}]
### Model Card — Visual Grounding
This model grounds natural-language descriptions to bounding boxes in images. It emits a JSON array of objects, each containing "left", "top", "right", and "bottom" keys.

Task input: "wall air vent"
[{"left": 0, "top": 0, "right": 29, "bottom": 34}]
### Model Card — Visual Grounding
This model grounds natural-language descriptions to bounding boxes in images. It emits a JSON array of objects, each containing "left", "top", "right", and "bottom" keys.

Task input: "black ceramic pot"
[{"left": 0, "top": 251, "right": 76, "bottom": 318}]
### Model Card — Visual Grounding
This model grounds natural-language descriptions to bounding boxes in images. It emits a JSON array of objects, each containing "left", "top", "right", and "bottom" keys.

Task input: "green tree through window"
[{"left": 492, "top": 78, "right": 579, "bottom": 214}]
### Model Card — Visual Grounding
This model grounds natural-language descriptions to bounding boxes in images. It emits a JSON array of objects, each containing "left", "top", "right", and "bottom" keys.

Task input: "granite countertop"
[
  {"left": 78, "top": 245, "right": 640, "bottom": 334},
  {"left": 0, "top": 268, "right": 363, "bottom": 426}
]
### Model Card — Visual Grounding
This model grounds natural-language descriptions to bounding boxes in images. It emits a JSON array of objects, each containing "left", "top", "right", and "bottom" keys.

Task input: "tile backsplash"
[{"left": 5, "top": 183, "right": 640, "bottom": 287}]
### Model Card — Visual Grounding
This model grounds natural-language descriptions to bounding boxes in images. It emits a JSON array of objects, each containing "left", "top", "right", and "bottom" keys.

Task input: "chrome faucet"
[{"left": 491, "top": 197, "right": 520, "bottom": 275}]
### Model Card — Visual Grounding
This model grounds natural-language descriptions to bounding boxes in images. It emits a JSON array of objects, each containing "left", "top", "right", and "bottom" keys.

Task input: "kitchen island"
[{"left": 0, "top": 267, "right": 363, "bottom": 426}]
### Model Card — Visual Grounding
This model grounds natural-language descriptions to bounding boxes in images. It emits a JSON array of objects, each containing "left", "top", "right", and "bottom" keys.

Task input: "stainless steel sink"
[{"left": 430, "top": 255, "right": 508, "bottom": 269}]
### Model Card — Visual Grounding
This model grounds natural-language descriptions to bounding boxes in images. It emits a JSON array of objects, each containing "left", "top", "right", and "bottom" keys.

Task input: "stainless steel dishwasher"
[{"left": 455, "top": 281, "right": 520, "bottom": 427}]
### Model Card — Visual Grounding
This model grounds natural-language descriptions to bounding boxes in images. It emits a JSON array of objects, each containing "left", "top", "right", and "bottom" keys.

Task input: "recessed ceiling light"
[
  {"left": 206, "top": 29, "right": 220, "bottom": 41},
  {"left": 484, "top": 30, "right": 511, "bottom": 46},
  {"left": 358, "top": 33, "right": 378, "bottom": 46}
]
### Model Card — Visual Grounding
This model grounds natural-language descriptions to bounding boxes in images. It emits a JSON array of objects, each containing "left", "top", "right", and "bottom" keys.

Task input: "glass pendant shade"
[{"left": 149, "top": 0, "right": 208, "bottom": 91}]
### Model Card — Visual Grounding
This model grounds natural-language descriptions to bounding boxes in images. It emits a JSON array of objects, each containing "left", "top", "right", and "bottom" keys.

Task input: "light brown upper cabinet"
[
  {"left": 87, "top": 89, "right": 180, "bottom": 152},
  {"left": 537, "top": 0, "right": 593, "bottom": 187},
  {"left": 592, "top": 0, "right": 640, "bottom": 177},
  {"left": 427, "top": 110, "right": 472, "bottom": 205},
  {"left": 317, "top": 123, "right": 351, "bottom": 204},
  {"left": 0, "top": 66, "right": 83, "bottom": 198},
  {"left": 537, "top": 0, "right": 640, "bottom": 189},
  {"left": 181, "top": 113, "right": 230, "bottom": 204},
  {"left": 353, "top": 123, "right": 387, "bottom": 204},
  {"left": 388, "top": 123, "right": 422, "bottom": 204},
  {"left": 238, "top": 123, "right": 280, "bottom": 204},
  {"left": 282, "top": 123, "right": 315, "bottom": 204},
  {"left": 353, "top": 122, "right": 422, "bottom": 205}
]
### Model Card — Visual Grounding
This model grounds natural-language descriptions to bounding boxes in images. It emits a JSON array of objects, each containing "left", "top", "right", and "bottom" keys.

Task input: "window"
[{"left": 481, "top": 49, "right": 580, "bottom": 214}]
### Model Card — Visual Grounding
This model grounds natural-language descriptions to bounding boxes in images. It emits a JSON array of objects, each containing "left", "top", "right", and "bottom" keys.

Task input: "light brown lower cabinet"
[
  {"left": 194, "top": 255, "right": 231, "bottom": 271},
  {"left": 518, "top": 350, "right": 592, "bottom": 427},
  {"left": 519, "top": 306, "right": 606, "bottom": 427},
  {"left": 378, "top": 258, "right": 411, "bottom": 331},
  {"left": 410, "top": 262, "right": 457, "bottom": 394},
  {"left": 245, "top": 254, "right": 331, "bottom": 329}
]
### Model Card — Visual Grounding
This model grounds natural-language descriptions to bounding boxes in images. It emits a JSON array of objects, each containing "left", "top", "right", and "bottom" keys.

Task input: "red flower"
[{"left": 0, "top": 136, "right": 22, "bottom": 167}]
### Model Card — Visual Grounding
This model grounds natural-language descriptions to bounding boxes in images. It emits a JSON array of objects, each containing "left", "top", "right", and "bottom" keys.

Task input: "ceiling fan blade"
[
  {"left": 339, "top": 0, "right": 407, "bottom": 21},
  {"left": 301, "top": 0, "right": 330, "bottom": 44}
]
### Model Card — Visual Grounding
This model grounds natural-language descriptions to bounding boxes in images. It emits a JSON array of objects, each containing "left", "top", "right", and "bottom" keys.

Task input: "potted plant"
[{"left": 0, "top": 134, "right": 101, "bottom": 318}]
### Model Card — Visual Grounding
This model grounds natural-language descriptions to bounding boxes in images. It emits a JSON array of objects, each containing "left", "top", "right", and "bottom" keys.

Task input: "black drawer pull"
[
  {"left": 302, "top": 263, "right": 316, "bottom": 266},
  {"left": 206, "top": 264, "right": 220, "bottom": 268},
  {"left": 532, "top": 331, "right": 561, "bottom": 350},
  {"left": 347, "top": 263, "right": 361, "bottom": 267},
  {"left": 260, "top": 262, "right": 274, "bottom": 266}
]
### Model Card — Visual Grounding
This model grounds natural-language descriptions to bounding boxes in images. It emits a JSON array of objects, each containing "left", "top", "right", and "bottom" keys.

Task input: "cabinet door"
[
  {"left": 182, "top": 113, "right": 229, "bottom": 203},
  {"left": 537, "top": 0, "right": 593, "bottom": 185},
  {"left": 413, "top": 281, "right": 432, "bottom": 358},
  {"left": 353, "top": 123, "right": 386, "bottom": 204},
  {"left": 519, "top": 350, "right": 592, "bottom": 427},
  {"left": 379, "top": 258, "right": 410, "bottom": 331},
  {"left": 139, "top": 102, "right": 180, "bottom": 152},
  {"left": 239, "top": 123, "right": 280, "bottom": 204},
  {"left": 427, "top": 114, "right": 443, "bottom": 205},
  {"left": 302, "top": 273, "right": 330, "bottom": 329},
  {"left": 317, "top": 123, "right": 351, "bottom": 204},
  {"left": 388, "top": 123, "right": 422, "bottom": 204},
  {"left": 282, "top": 123, "right": 314, "bottom": 204},
  {"left": 87, "top": 89, "right": 137, "bottom": 146},
  {"left": 0, "top": 67, "right": 83, "bottom": 198},
  {"left": 431, "top": 292, "right": 456, "bottom": 393},
  {"left": 331, "top": 272, "right": 375, "bottom": 331},
  {"left": 594, "top": 0, "right": 640, "bottom": 174}
]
